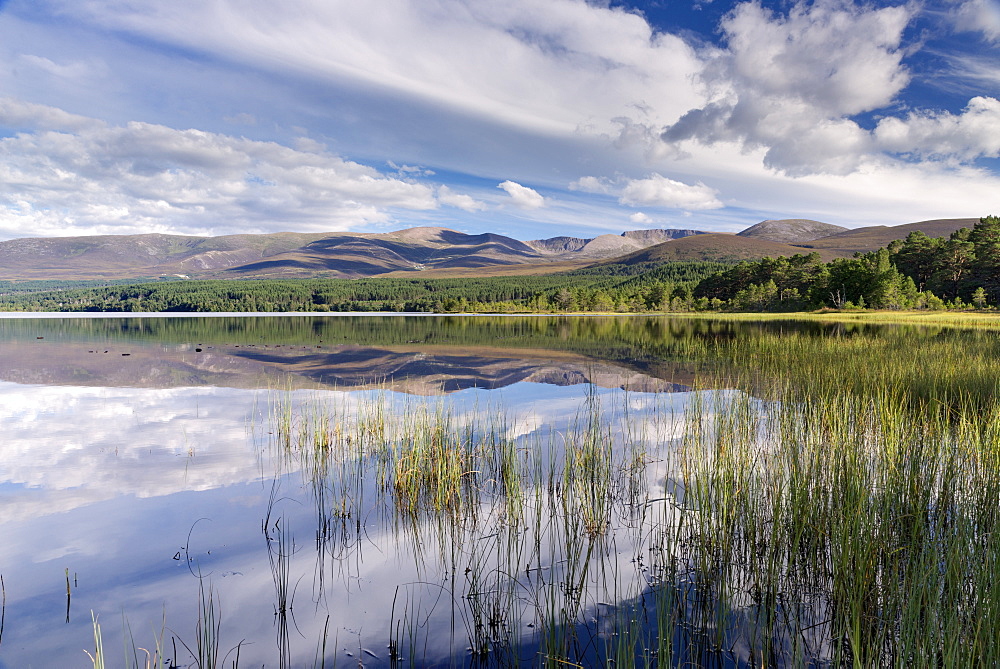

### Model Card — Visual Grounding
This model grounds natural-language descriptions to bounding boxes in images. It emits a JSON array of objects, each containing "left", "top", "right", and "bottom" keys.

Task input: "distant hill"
[
  {"left": 0, "top": 219, "right": 983, "bottom": 281},
  {"left": 524, "top": 228, "right": 703, "bottom": 257},
  {"left": 737, "top": 219, "right": 847, "bottom": 243},
  {"left": 0, "top": 232, "right": 331, "bottom": 280},
  {"left": 605, "top": 234, "right": 851, "bottom": 265},
  {"left": 526, "top": 236, "right": 591, "bottom": 254},
  {"left": 799, "top": 218, "right": 978, "bottom": 254},
  {"left": 600, "top": 218, "right": 982, "bottom": 268},
  {"left": 227, "top": 227, "right": 546, "bottom": 278},
  {"left": 0, "top": 226, "right": 705, "bottom": 281}
]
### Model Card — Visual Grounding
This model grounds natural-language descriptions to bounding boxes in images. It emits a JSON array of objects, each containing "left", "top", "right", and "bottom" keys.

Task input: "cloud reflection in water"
[{"left": 0, "top": 375, "right": 699, "bottom": 667}]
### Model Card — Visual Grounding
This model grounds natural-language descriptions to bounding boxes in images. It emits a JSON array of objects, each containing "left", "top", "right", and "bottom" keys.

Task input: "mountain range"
[{"left": 0, "top": 218, "right": 978, "bottom": 281}]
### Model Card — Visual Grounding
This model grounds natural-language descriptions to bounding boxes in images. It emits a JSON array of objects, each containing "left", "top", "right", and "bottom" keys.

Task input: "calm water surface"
[{"left": 0, "top": 314, "right": 972, "bottom": 668}]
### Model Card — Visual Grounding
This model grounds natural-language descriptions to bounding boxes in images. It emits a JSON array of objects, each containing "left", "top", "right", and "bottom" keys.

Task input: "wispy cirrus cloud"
[{"left": 36, "top": 0, "right": 703, "bottom": 137}]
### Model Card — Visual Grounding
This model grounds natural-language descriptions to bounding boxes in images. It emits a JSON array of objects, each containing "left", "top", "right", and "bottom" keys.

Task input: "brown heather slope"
[
  {"left": 224, "top": 227, "right": 545, "bottom": 278},
  {"left": 607, "top": 233, "right": 852, "bottom": 265},
  {"left": 380, "top": 259, "right": 595, "bottom": 278},
  {"left": 800, "top": 218, "right": 978, "bottom": 254},
  {"left": 0, "top": 231, "right": 331, "bottom": 280},
  {"left": 599, "top": 218, "right": 983, "bottom": 268},
  {"left": 0, "top": 226, "right": 706, "bottom": 281},
  {"left": 737, "top": 219, "right": 848, "bottom": 243},
  {"left": 0, "top": 219, "right": 983, "bottom": 281}
]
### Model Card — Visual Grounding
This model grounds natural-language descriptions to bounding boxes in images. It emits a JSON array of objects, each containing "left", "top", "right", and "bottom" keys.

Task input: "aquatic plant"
[{"left": 81, "top": 316, "right": 1000, "bottom": 667}]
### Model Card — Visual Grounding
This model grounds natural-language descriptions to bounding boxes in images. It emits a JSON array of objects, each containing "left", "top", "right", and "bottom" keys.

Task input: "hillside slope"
[
  {"left": 0, "top": 218, "right": 983, "bottom": 281},
  {"left": 0, "top": 226, "right": 710, "bottom": 280},
  {"left": 737, "top": 219, "right": 847, "bottom": 243},
  {"left": 0, "top": 232, "right": 331, "bottom": 279},
  {"left": 607, "top": 234, "right": 851, "bottom": 265},
  {"left": 800, "top": 218, "right": 978, "bottom": 254}
]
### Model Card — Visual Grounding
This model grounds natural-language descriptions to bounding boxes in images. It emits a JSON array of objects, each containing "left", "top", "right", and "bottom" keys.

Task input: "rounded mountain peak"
[{"left": 737, "top": 219, "right": 848, "bottom": 243}]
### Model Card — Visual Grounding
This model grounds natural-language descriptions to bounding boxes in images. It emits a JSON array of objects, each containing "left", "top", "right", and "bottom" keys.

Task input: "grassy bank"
[{"left": 648, "top": 307, "right": 1000, "bottom": 329}]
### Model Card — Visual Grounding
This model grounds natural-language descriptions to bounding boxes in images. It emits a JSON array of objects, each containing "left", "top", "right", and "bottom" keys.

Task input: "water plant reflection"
[
  {"left": 262, "top": 362, "right": 1000, "bottom": 666},
  {"left": 6, "top": 316, "right": 1000, "bottom": 666}
]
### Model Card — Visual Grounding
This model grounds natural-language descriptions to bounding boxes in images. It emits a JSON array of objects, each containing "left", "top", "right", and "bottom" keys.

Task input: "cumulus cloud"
[
  {"left": 619, "top": 174, "right": 723, "bottom": 210},
  {"left": 2, "top": 0, "right": 998, "bottom": 236},
  {"left": 953, "top": 0, "right": 1000, "bottom": 42},
  {"left": 569, "top": 176, "right": 614, "bottom": 194},
  {"left": 498, "top": 180, "right": 545, "bottom": 209},
  {"left": 629, "top": 212, "right": 652, "bottom": 224},
  {"left": 0, "top": 98, "right": 446, "bottom": 238},
  {"left": 437, "top": 185, "right": 486, "bottom": 212},
  {"left": 875, "top": 96, "right": 1000, "bottom": 161},
  {"left": 572, "top": 172, "right": 723, "bottom": 211},
  {"left": 662, "top": 0, "right": 913, "bottom": 175}
]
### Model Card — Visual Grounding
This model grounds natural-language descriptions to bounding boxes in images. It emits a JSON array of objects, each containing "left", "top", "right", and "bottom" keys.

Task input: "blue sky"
[{"left": 0, "top": 0, "right": 997, "bottom": 241}]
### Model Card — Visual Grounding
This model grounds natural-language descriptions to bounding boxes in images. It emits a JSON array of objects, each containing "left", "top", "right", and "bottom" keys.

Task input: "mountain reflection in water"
[
  {"left": 0, "top": 314, "right": 874, "bottom": 667},
  {"left": 0, "top": 314, "right": 710, "bottom": 394}
]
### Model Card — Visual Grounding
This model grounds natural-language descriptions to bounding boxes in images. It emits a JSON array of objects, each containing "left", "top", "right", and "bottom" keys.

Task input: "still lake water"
[
  {"left": 0, "top": 314, "right": 704, "bottom": 668},
  {"left": 1, "top": 313, "right": 981, "bottom": 668}
]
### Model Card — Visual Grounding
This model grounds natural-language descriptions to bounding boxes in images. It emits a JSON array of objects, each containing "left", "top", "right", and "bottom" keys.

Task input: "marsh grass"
[
  {"left": 85, "top": 612, "right": 105, "bottom": 669},
  {"left": 244, "top": 322, "right": 1000, "bottom": 667},
  {"left": 85, "top": 592, "right": 226, "bottom": 669}
]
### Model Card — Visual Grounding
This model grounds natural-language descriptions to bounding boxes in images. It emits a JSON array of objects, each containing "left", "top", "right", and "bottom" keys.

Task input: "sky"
[{"left": 0, "top": 0, "right": 997, "bottom": 241}]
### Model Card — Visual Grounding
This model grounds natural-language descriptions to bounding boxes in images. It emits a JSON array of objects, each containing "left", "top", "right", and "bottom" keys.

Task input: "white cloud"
[
  {"left": 629, "top": 212, "right": 652, "bottom": 224},
  {"left": 0, "top": 0, "right": 997, "bottom": 238},
  {"left": 875, "top": 96, "right": 1000, "bottom": 161},
  {"left": 570, "top": 173, "right": 723, "bottom": 212},
  {"left": 0, "top": 98, "right": 448, "bottom": 238},
  {"left": 388, "top": 161, "right": 435, "bottom": 177},
  {"left": 437, "top": 185, "right": 486, "bottom": 212},
  {"left": 662, "top": 0, "right": 913, "bottom": 175},
  {"left": 0, "top": 96, "right": 103, "bottom": 133},
  {"left": 945, "top": 53, "right": 1000, "bottom": 89},
  {"left": 569, "top": 176, "right": 613, "bottom": 194},
  {"left": 41, "top": 0, "right": 704, "bottom": 138},
  {"left": 953, "top": 0, "right": 1000, "bottom": 42},
  {"left": 722, "top": 1, "right": 911, "bottom": 116},
  {"left": 498, "top": 180, "right": 545, "bottom": 209},
  {"left": 619, "top": 174, "right": 723, "bottom": 210},
  {"left": 16, "top": 54, "right": 96, "bottom": 81}
]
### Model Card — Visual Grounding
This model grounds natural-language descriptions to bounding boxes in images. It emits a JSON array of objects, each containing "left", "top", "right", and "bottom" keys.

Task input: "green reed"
[
  {"left": 86, "top": 587, "right": 232, "bottom": 669},
  {"left": 255, "top": 320, "right": 1000, "bottom": 667},
  {"left": 664, "top": 372, "right": 1000, "bottom": 666}
]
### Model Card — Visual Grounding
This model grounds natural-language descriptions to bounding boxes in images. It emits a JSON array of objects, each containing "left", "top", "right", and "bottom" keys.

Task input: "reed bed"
[
  {"left": 85, "top": 322, "right": 999, "bottom": 667},
  {"left": 258, "top": 360, "right": 1000, "bottom": 667}
]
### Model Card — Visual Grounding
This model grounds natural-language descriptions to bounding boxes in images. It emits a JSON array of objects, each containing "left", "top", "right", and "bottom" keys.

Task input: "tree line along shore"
[{"left": 2, "top": 216, "right": 998, "bottom": 315}]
